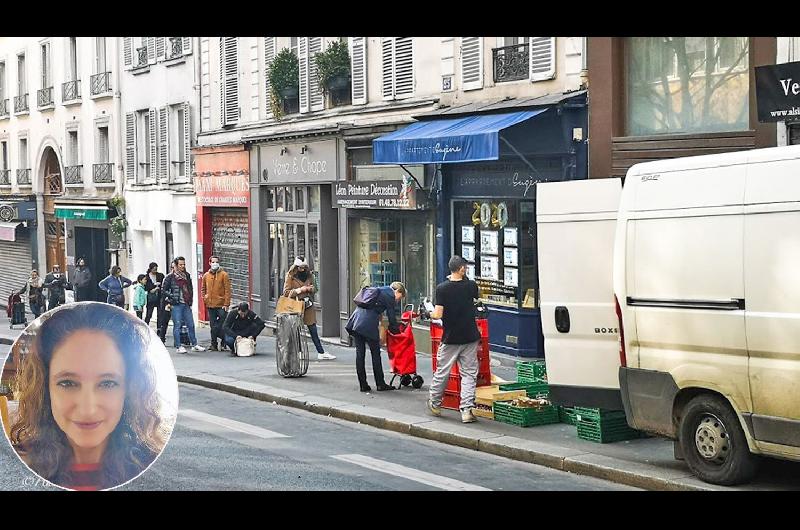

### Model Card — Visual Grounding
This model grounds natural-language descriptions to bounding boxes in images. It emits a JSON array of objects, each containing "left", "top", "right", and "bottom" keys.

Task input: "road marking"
[
  {"left": 331, "top": 454, "right": 491, "bottom": 491},
  {"left": 180, "top": 409, "right": 290, "bottom": 439}
]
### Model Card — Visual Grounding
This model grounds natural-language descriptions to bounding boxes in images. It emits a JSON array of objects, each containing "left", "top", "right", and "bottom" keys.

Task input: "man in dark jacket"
[
  {"left": 161, "top": 256, "right": 205, "bottom": 354},
  {"left": 72, "top": 257, "right": 94, "bottom": 302},
  {"left": 44, "top": 264, "right": 69, "bottom": 311},
  {"left": 144, "top": 262, "right": 165, "bottom": 326},
  {"left": 345, "top": 282, "right": 405, "bottom": 392},
  {"left": 222, "top": 302, "right": 265, "bottom": 355}
]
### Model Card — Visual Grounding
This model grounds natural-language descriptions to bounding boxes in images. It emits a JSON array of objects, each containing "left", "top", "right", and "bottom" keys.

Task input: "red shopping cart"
[
  {"left": 7, "top": 292, "right": 27, "bottom": 330},
  {"left": 386, "top": 306, "right": 424, "bottom": 389}
]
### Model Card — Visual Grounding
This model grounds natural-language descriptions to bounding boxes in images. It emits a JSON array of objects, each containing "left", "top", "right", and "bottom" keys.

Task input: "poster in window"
[
  {"left": 503, "top": 247, "right": 518, "bottom": 267},
  {"left": 461, "top": 225, "right": 475, "bottom": 244},
  {"left": 462, "top": 244, "right": 475, "bottom": 262},
  {"left": 480, "top": 230, "right": 499, "bottom": 255},
  {"left": 480, "top": 256, "right": 499, "bottom": 281},
  {"left": 504, "top": 267, "right": 519, "bottom": 287},
  {"left": 466, "top": 264, "right": 476, "bottom": 280},
  {"left": 503, "top": 227, "right": 518, "bottom": 247}
]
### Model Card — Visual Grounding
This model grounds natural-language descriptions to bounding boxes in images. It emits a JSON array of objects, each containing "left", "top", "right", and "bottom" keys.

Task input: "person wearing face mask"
[
  {"left": 44, "top": 264, "right": 69, "bottom": 311},
  {"left": 283, "top": 257, "right": 336, "bottom": 361},
  {"left": 201, "top": 255, "right": 232, "bottom": 352}
]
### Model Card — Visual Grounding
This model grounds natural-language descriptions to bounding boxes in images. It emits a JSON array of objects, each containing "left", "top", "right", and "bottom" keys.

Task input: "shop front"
[
  {"left": 249, "top": 137, "right": 341, "bottom": 336},
  {"left": 0, "top": 197, "right": 38, "bottom": 307},
  {"left": 373, "top": 93, "right": 588, "bottom": 357},
  {"left": 193, "top": 145, "right": 252, "bottom": 320}
]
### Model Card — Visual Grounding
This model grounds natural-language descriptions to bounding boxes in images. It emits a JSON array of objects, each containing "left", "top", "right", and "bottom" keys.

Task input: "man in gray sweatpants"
[{"left": 426, "top": 255, "right": 481, "bottom": 423}]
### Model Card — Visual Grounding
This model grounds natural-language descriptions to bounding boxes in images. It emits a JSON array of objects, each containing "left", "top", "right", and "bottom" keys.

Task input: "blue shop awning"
[{"left": 373, "top": 109, "right": 548, "bottom": 165}]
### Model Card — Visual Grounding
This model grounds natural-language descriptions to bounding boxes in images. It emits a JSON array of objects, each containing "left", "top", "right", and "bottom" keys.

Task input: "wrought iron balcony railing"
[
  {"left": 0, "top": 170, "right": 10, "bottom": 186},
  {"left": 492, "top": 43, "right": 530, "bottom": 83},
  {"left": 0, "top": 99, "right": 8, "bottom": 118},
  {"left": 168, "top": 37, "right": 184, "bottom": 59},
  {"left": 62, "top": 80, "right": 80, "bottom": 102},
  {"left": 137, "top": 47, "right": 148, "bottom": 67},
  {"left": 17, "top": 169, "right": 31, "bottom": 186},
  {"left": 93, "top": 163, "right": 114, "bottom": 184},
  {"left": 14, "top": 94, "right": 29, "bottom": 113},
  {"left": 90, "top": 72, "right": 111, "bottom": 95},
  {"left": 65, "top": 165, "right": 83, "bottom": 185},
  {"left": 38, "top": 87, "right": 54, "bottom": 108}
]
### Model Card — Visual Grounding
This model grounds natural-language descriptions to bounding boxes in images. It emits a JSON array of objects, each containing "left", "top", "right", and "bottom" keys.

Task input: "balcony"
[
  {"left": 0, "top": 99, "right": 8, "bottom": 118},
  {"left": 136, "top": 47, "right": 148, "bottom": 68},
  {"left": 90, "top": 72, "right": 112, "bottom": 97},
  {"left": 17, "top": 169, "right": 31, "bottom": 186},
  {"left": 167, "top": 37, "right": 184, "bottom": 60},
  {"left": 0, "top": 170, "right": 10, "bottom": 186},
  {"left": 62, "top": 80, "right": 81, "bottom": 103},
  {"left": 37, "top": 87, "right": 55, "bottom": 109},
  {"left": 65, "top": 165, "right": 83, "bottom": 186},
  {"left": 93, "top": 163, "right": 114, "bottom": 184},
  {"left": 492, "top": 43, "right": 530, "bottom": 83},
  {"left": 14, "top": 94, "right": 29, "bottom": 114}
]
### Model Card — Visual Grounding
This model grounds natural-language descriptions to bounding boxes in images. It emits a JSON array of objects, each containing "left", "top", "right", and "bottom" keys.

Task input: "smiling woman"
[{"left": 4, "top": 302, "right": 178, "bottom": 491}]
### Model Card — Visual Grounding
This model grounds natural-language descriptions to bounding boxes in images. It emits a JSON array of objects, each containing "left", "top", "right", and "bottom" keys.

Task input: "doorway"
[
  {"left": 42, "top": 146, "right": 65, "bottom": 272},
  {"left": 74, "top": 227, "right": 109, "bottom": 302}
]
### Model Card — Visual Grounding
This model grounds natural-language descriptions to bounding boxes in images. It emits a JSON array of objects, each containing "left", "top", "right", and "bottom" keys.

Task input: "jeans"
[
  {"left": 429, "top": 340, "right": 479, "bottom": 411},
  {"left": 135, "top": 309, "right": 143, "bottom": 319},
  {"left": 224, "top": 334, "right": 237, "bottom": 352},
  {"left": 352, "top": 332, "right": 387, "bottom": 388},
  {"left": 171, "top": 304, "right": 197, "bottom": 347},
  {"left": 30, "top": 302, "right": 42, "bottom": 319},
  {"left": 307, "top": 323, "right": 324, "bottom": 354},
  {"left": 208, "top": 307, "right": 227, "bottom": 347}
]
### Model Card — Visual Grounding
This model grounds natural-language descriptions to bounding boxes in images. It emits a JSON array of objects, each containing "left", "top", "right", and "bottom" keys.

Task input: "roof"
[{"left": 414, "top": 89, "right": 587, "bottom": 120}]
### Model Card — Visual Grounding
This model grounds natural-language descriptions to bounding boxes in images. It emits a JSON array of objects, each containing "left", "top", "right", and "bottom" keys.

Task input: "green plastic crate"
[
  {"left": 498, "top": 381, "right": 550, "bottom": 398},
  {"left": 575, "top": 411, "right": 641, "bottom": 443},
  {"left": 493, "top": 401, "right": 560, "bottom": 428},
  {"left": 516, "top": 360, "right": 547, "bottom": 383},
  {"left": 558, "top": 406, "right": 577, "bottom": 426},
  {"left": 573, "top": 407, "right": 628, "bottom": 421}
]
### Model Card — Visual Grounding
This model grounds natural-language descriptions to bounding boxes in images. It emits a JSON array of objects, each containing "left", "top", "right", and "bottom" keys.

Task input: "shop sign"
[
  {"left": 259, "top": 140, "right": 338, "bottom": 184},
  {"left": 195, "top": 173, "right": 250, "bottom": 207},
  {"left": 450, "top": 161, "right": 563, "bottom": 198},
  {"left": 334, "top": 180, "right": 417, "bottom": 210},
  {"left": 756, "top": 61, "right": 800, "bottom": 122}
]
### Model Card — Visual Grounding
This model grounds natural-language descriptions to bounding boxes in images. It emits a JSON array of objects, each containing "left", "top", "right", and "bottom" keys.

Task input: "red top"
[{"left": 67, "top": 463, "right": 103, "bottom": 491}]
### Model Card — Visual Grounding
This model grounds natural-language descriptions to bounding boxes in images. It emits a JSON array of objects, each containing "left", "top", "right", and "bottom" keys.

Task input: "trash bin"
[{"left": 275, "top": 313, "right": 309, "bottom": 377}]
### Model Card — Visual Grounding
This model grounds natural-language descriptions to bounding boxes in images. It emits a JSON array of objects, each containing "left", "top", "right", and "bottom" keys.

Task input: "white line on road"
[
  {"left": 331, "top": 454, "right": 491, "bottom": 491},
  {"left": 180, "top": 409, "right": 290, "bottom": 439}
]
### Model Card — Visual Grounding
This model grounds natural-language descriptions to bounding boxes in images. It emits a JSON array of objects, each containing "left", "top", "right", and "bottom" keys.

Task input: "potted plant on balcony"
[
  {"left": 268, "top": 49, "right": 300, "bottom": 121},
  {"left": 315, "top": 40, "right": 351, "bottom": 93}
]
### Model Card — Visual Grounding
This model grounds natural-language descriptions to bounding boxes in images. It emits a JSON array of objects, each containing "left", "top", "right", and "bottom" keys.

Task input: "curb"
[{"left": 177, "top": 374, "right": 711, "bottom": 491}]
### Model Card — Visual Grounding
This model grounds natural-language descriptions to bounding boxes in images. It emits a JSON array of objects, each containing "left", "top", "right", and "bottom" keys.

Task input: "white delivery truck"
[{"left": 538, "top": 145, "right": 800, "bottom": 486}]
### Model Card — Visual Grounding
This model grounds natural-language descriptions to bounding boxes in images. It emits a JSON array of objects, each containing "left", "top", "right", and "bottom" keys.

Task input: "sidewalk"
[{"left": 2, "top": 316, "right": 798, "bottom": 490}]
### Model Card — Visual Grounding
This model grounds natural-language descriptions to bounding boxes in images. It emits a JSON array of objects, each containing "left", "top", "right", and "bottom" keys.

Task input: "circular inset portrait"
[{"left": 0, "top": 302, "right": 178, "bottom": 491}]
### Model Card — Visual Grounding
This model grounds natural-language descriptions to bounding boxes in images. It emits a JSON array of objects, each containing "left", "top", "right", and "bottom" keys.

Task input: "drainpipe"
[{"left": 113, "top": 38, "right": 125, "bottom": 271}]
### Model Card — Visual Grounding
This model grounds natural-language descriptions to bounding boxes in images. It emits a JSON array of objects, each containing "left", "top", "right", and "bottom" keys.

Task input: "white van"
[{"left": 538, "top": 145, "right": 800, "bottom": 486}]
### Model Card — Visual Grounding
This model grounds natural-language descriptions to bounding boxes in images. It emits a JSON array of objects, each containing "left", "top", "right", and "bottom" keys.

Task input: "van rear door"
[{"left": 537, "top": 179, "right": 623, "bottom": 409}]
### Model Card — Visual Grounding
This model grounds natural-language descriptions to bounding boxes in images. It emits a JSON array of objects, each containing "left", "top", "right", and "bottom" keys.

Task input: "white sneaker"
[
  {"left": 461, "top": 408, "right": 477, "bottom": 423},
  {"left": 427, "top": 399, "right": 442, "bottom": 417},
  {"left": 317, "top": 352, "right": 337, "bottom": 360},
  {"left": 176, "top": 346, "right": 188, "bottom": 354},
  {"left": 191, "top": 344, "right": 206, "bottom": 352}
]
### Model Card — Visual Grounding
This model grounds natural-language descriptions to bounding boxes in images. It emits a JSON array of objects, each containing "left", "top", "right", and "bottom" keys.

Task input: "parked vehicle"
[{"left": 538, "top": 145, "right": 800, "bottom": 486}]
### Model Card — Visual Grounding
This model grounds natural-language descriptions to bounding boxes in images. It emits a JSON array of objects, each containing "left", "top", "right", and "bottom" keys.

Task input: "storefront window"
[
  {"left": 285, "top": 186, "right": 294, "bottom": 211},
  {"left": 276, "top": 187, "right": 285, "bottom": 212},
  {"left": 309, "top": 224, "right": 320, "bottom": 300},
  {"left": 267, "top": 188, "right": 275, "bottom": 210},
  {"left": 453, "top": 200, "right": 538, "bottom": 309},
  {"left": 296, "top": 187, "right": 305, "bottom": 210},
  {"left": 627, "top": 37, "right": 749, "bottom": 136},
  {"left": 309, "top": 186, "right": 320, "bottom": 212},
  {"left": 268, "top": 222, "right": 282, "bottom": 301}
]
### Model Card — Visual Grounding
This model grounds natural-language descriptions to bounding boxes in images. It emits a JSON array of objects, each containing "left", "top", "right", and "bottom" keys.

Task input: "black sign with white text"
[{"left": 756, "top": 61, "right": 800, "bottom": 123}]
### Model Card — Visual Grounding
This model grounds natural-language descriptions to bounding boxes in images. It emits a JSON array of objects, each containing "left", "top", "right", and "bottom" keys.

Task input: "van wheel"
[{"left": 678, "top": 394, "right": 760, "bottom": 486}]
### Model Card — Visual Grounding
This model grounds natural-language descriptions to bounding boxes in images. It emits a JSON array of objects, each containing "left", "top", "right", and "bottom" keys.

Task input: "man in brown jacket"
[
  {"left": 202, "top": 255, "right": 232, "bottom": 351},
  {"left": 284, "top": 257, "right": 336, "bottom": 360}
]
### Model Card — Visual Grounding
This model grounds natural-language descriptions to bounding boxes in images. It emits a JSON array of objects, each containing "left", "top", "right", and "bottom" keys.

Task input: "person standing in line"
[
  {"left": 143, "top": 262, "right": 164, "bottom": 327},
  {"left": 283, "top": 257, "right": 336, "bottom": 361},
  {"left": 426, "top": 256, "right": 481, "bottom": 424},
  {"left": 201, "top": 255, "right": 232, "bottom": 352},
  {"left": 156, "top": 263, "right": 173, "bottom": 344},
  {"left": 18, "top": 270, "right": 45, "bottom": 319},
  {"left": 132, "top": 274, "right": 148, "bottom": 319},
  {"left": 161, "top": 256, "right": 205, "bottom": 354},
  {"left": 98, "top": 266, "right": 133, "bottom": 309},
  {"left": 72, "top": 257, "right": 94, "bottom": 303},
  {"left": 43, "top": 264, "right": 69, "bottom": 311}
]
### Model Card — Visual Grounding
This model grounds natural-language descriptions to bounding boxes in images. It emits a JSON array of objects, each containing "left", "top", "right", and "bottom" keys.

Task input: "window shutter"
[
  {"left": 158, "top": 106, "right": 168, "bottom": 181},
  {"left": 183, "top": 102, "right": 191, "bottom": 179},
  {"left": 148, "top": 108, "right": 157, "bottom": 180},
  {"left": 382, "top": 37, "right": 395, "bottom": 101},
  {"left": 146, "top": 37, "right": 156, "bottom": 65},
  {"left": 221, "top": 37, "right": 239, "bottom": 125},
  {"left": 219, "top": 38, "right": 225, "bottom": 125},
  {"left": 96, "top": 37, "right": 107, "bottom": 74},
  {"left": 299, "top": 37, "right": 309, "bottom": 114},
  {"left": 309, "top": 37, "right": 324, "bottom": 111},
  {"left": 125, "top": 113, "right": 135, "bottom": 180},
  {"left": 123, "top": 37, "right": 132, "bottom": 68},
  {"left": 461, "top": 37, "right": 483, "bottom": 91},
  {"left": 156, "top": 38, "right": 166, "bottom": 61},
  {"left": 349, "top": 37, "right": 367, "bottom": 105},
  {"left": 182, "top": 37, "right": 192, "bottom": 56},
  {"left": 394, "top": 37, "right": 413, "bottom": 99},
  {"left": 264, "top": 37, "right": 277, "bottom": 117},
  {"left": 529, "top": 37, "right": 556, "bottom": 81}
]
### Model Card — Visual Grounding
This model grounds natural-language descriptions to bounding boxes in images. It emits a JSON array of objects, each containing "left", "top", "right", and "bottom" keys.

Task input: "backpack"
[{"left": 353, "top": 286, "right": 381, "bottom": 309}]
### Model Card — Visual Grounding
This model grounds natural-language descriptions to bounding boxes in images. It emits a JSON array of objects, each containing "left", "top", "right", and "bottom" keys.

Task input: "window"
[
  {"left": 67, "top": 130, "right": 79, "bottom": 166},
  {"left": 627, "top": 37, "right": 749, "bottom": 136},
  {"left": 1, "top": 141, "right": 8, "bottom": 170},
  {"left": 290, "top": 37, "right": 298, "bottom": 56},
  {"left": 136, "top": 110, "right": 151, "bottom": 180},
  {"left": 0, "top": 61, "right": 5, "bottom": 101},
  {"left": 17, "top": 54, "right": 26, "bottom": 95},
  {"left": 67, "top": 37, "right": 78, "bottom": 81},
  {"left": 309, "top": 185, "right": 320, "bottom": 212},
  {"left": 95, "top": 37, "right": 107, "bottom": 73},
  {"left": 19, "top": 138, "right": 28, "bottom": 169},
  {"left": 97, "top": 126, "right": 109, "bottom": 163},
  {"left": 220, "top": 37, "right": 239, "bottom": 125},
  {"left": 382, "top": 37, "right": 414, "bottom": 100},
  {"left": 267, "top": 187, "right": 275, "bottom": 210},
  {"left": 285, "top": 186, "right": 294, "bottom": 211},
  {"left": 309, "top": 224, "right": 320, "bottom": 300},
  {"left": 295, "top": 187, "right": 305, "bottom": 210},
  {"left": 41, "top": 42, "right": 51, "bottom": 89},
  {"left": 501, "top": 37, "right": 526, "bottom": 47},
  {"left": 169, "top": 103, "right": 188, "bottom": 179},
  {"left": 276, "top": 186, "right": 285, "bottom": 211}
]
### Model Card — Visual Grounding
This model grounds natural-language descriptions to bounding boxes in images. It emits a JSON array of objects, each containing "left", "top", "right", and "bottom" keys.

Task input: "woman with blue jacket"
[
  {"left": 345, "top": 281, "right": 406, "bottom": 392},
  {"left": 98, "top": 265, "right": 133, "bottom": 308}
]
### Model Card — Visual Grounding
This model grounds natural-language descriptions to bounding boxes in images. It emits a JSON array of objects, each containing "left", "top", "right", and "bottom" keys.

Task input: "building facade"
[{"left": 0, "top": 37, "right": 123, "bottom": 305}]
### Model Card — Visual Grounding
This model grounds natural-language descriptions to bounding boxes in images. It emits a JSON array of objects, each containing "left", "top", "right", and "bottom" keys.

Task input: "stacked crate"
[
  {"left": 491, "top": 359, "right": 559, "bottom": 428},
  {"left": 433, "top": 319, "right": 492, "bottom": 410},
  {"left": 574, "top": 407, "right": 642, "bottom": 443}
]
